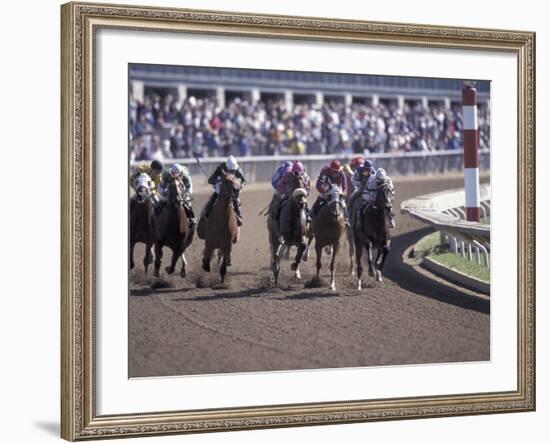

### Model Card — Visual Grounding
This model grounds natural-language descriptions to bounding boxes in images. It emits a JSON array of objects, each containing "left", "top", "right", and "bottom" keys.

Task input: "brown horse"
[
  {"left": 153, "top": 177, "right": 194, "bottom": 278},
  {"left": 353, "top": 184, "right": 392, "bottom": 290},
  {"left": 130, "top": 178, "right": 155, "bottom": 273},
  {"left": 198, "top": 173, "right": 241, "bottom": 283},
  {"left": 308, "top": 184, "right": 346, "bottom": 291},
  {"left": 267, "top": 173, "right": 308, "bottom": 287}
]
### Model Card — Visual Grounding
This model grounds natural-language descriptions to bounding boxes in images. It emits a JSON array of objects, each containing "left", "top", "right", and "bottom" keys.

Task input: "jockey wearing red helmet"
[
  {"left": 309, "top": 159, "right": 350, "bottom": 225},
  {"left": 350, "top": 156, "right": 365, "bottom": 170}
]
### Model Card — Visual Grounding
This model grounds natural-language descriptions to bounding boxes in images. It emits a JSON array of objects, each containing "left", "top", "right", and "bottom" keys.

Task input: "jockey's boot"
[
  {"left": 202, "top": 192, "right": 218, "bottom": 219},
  {"left": 233, "top": 198, "right": 244, "bottom": 227}
]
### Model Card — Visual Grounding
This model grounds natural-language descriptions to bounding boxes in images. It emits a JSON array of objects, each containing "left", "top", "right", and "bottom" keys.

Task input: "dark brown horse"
[
  {"left": 153, "top": 177, "right": 194, "bottom": 278},
  {"left": 198, "top": 173, "right": 241, "bottom": 283},
  {"left": 353, "top": 184, "right": 392, "bottom": 290},
  {"left": 267, "top": 173, "right": 308, "bottom": 286},
  {"left": 130, "top": 177, "right": 155, "bottom": 273},
  {"left": 308, "top": 184, "right": 346, "bottom": 291}
]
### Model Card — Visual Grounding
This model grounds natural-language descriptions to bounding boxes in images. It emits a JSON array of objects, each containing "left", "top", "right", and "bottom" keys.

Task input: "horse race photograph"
[{"left": 128, "top": 64, "right": 491, "bottom": 378}]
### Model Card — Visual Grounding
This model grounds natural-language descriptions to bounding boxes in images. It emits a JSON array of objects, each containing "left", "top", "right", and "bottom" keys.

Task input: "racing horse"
[
  {"left": 198, "top": 173, "right": 242, "bottom": 283},
  {"left": 130, "top": 174, "right": 155, "bottom": 273},
  {"left": 267, "top": 173, "right": 309, "bottom": 287},
  {"left": 153, "top": 177, "right": 195, "bottom": 278},
  {"left": 353, "top": 183, "right": 392, "bottom": 290},
  {"left": 307, "top": 184, "right": 346, "bottom": 291}
]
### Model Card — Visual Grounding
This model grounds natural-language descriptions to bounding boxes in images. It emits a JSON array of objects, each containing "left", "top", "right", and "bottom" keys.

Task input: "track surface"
[{"left": 129, "top": 175, "right": 490, "bottom": 377}]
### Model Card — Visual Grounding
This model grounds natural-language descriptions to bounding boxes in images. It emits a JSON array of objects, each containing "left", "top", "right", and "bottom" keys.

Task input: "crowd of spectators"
[{"left": 129, "top": 92, "right": 490, "bottom": 162}]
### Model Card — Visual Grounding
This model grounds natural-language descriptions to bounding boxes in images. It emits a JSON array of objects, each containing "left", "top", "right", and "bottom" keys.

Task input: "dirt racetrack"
[{"left": 129, "top": 174, "right": 490, "bottom": 377}]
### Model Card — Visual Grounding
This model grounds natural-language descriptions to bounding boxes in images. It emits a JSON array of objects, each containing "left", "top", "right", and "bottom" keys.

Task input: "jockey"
[
  {"left": 156, "top": 163, "right": 197, "bottom": 226},
  {"left": 308, "top": 159, "right": 350, "bottom": 226},
  {"left": 271, "top": 160, "right": 311, "bottom": 221},
  {"left": 271, "top": 160, "right": 293, "bottom": 195},
  {"left": 202, "top": 155, "right": 247, "bottom": 226},
  {"left": 349, "top": 159, "right": 375, "bottom": 212},
  {"left": 360, "top": 168, "right": 396, "bottom": 228},
  {"left": 129, "top": 159, "right": 164, "bottom": 204}
]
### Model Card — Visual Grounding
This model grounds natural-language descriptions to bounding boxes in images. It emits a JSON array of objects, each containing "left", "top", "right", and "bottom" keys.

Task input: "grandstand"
[{"left": 128, "top": 64, "right": 490, "bottom": 163}]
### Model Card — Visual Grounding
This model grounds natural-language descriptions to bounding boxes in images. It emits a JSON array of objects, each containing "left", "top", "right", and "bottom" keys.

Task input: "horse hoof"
[
  {"left": 180, "top": 269, "right": 186, "bottom": 278},
  {"left": 154, "top": 270, "right": 160, "bottom": 278},
  {"left": 130, "top": 263, "right": 135, "bottom": 270},
  {"left": 295, "top": 270, "right": 302, "bottom": 280},
  {"left": 202, "top": 262, "right": 211, "bottom": 273},
  {"left": 375, "top": 270, "right": 383, "bottom": 282},
  {"left": 165, "top": 266, "right": 174, "bottom": 275},
  {"left": 357, "top": 280, "right": 362, "bottom": 291},
  {"left": 329, "top": 283, "right": 336, "bottom": 291},
  {"left": 290, "top": 262, "right": 297, "bottom": 271}
]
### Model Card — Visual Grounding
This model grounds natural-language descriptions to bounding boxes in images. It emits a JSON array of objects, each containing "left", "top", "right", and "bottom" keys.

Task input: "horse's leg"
[
  {"left": 378, "top": 240, "right": 391, "bottom": 271},
  {"left": 153, "top": 241, "right": 163, "bottom": 278},
  {"left": 202, "top": 244, "right": 213, "bottom": 273},
  {"left": 315, "top": 242, "right": 323, "bottom": 280},
  {"left": 347, "top": 228, "right": 355, "bottom": 276},
  {"left": 273, "top": 240, "right": 283, "bottom": 287},
  {"left": 180, "top": 252, "right": 188, "bottom": 278},
  {"left": 130, "top": 241, "right": 135, "bottom": 270},
  {"left": 291, "top": 241, "right": 306, "bottom": 280},
  {"left": 329, "top": 242, "right": 339, "bottom": 291},
  {"left": 376, "top": 241, "right": 391, "bottom": 280},
  {"left": 166, "top": 247, "right": 180, "bottom": 275},
  {"left": 220, "top": 247, "right": 230, "bottom": 284},
  {"left": 303, "top": 235, "right": 314, "bottom": 262},
  {"left": 355, "top": 238, "right": 364, "bottom": 290},
  {"left": 366, "top": 241, "right": 378, "bottom": 280},
  {"left": 143, "top": 242, "right": 152, "bottom": 274}
]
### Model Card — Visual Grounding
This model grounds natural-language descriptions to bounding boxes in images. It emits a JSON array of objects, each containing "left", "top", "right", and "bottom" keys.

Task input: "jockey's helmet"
[
  {"left": 350, "top": 156, "right": 365, "bottom": 169},
  {"left": 150, "top": 159, "right": 164, "bottom": 172},
  {"left": 329, "top": 160, "right": 342, "bottom": 173},
  {"left": 292, "top": 161, "right": 305, "bottom": 174},
  {"left": 170, "top": 163, "right": 185, "bottom": 177},
  {"left": 375, "top": 168, "right": 388, "bottom": 183},
  {"left": 226, "top": 155, "right": 239, "bottom": 171}
]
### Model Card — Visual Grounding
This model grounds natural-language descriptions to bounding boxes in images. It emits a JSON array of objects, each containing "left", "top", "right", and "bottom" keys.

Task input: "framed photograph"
[{"left": 61, "top": 1, "right": 536, "bottom": 440}]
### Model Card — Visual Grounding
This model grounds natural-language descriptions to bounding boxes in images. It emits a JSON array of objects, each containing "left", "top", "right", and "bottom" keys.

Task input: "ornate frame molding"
[{"left": 61, "top": 2, "right": 535, "bottom": 440}]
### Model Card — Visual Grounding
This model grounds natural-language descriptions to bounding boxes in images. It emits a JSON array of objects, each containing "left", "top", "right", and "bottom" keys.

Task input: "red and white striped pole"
[{"left": 462, "top": 84, "right": 481, "bottom": 222}]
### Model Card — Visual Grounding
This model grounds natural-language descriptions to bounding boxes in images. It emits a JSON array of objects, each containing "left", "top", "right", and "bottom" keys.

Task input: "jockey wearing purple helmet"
[{"left": 270, "top": 160, "right": 311, "bottom": 222}]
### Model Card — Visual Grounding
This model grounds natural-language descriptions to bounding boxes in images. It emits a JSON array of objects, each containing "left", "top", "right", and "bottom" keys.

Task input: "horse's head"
[
  {"left": 374, "top": 183, "right": 393, "bottom": 209},
  {"left": 289, "top": 172, "right": 306, "bottom": 192},
  {"left": 135, "top": 185, "right": 150, "bottom": 204},
  {"left": 220, "top": 173, "right": 242, "bottom": 199},
  {"left": 291, "top": 187, "right": 308, "bottom": 209},
  {"left": 167, "top": 177, "right": 186, "bottom": 207},
  {"left": 328, "top": 184, "right": 343, "bottom": 219},
  {"left": 135, "top": 173, "right": 151, "bottom": 204}
]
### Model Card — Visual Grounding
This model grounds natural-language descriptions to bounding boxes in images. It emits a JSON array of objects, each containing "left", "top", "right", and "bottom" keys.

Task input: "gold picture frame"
[{"left": 61, "top": 1, "right": 536, "bottom": 440}]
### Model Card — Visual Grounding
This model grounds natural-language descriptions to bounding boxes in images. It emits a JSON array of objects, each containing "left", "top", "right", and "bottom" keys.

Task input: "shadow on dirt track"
[{"left": 386, "top": 228, "right": 490, "bottom": 315}]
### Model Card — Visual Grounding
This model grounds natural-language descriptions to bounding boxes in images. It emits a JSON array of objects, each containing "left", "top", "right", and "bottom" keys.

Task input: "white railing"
[
  {"left": 400, "top": 184, "right": 491, "bottom": 267},
  {"left": 132, "top": 149, "right": 490, "bottom": 184}
]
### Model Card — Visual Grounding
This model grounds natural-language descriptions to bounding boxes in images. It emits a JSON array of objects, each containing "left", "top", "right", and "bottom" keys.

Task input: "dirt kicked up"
[{"left": 129, "top": 174, "right": 490, "bottom": 377}]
